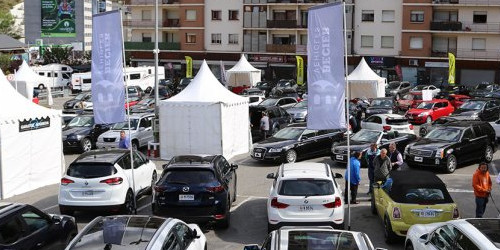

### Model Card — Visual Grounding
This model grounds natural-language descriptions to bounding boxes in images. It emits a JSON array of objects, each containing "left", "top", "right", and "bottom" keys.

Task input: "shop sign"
[{"left": 425, "top": 62, "right": 449, "bottom": 68}]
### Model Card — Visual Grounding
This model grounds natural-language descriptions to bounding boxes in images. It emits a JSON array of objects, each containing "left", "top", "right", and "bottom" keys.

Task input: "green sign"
[{"left": 41, "top": 0, "right": 76, "bottom": 37}]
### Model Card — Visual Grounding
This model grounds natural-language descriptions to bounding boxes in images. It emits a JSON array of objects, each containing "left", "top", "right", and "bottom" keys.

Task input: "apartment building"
[{"left": 400, "top": 0, "right": 500, "bottom": 85}]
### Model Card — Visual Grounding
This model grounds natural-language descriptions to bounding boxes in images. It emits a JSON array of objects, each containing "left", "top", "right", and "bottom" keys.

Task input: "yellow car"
[{"left": 371, "top": 170, "right": 459, "bottom": 243}]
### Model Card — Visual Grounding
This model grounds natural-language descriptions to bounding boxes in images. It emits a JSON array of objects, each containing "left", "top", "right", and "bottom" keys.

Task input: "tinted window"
[
  {"left": 133, "top": 152, "right": 145, "bottom": 169},
  {"left": 386, "top": 118, "right": 409, "bottom": 125},
  {"left": 139, "top": 117, "right": 152, "bottom": 128},
  {"left": 220, "top": 157, "right": 231, "bottom": 176},
  {"left": 405, "top": 188, "right": 445, "bottom": 202},
  {"left": 454, "top": 227, "right": 480, "bottom": 250},
  {"left": 261, "top": 233, "right": 272, "bottom": 250},
  {"left": 425, "top": 128, "right": 462, "bottom": 142},
  {"left": 273, "top": 127, "right": 304, "bottom": 140},
  {"left": 21, "top": 210, "right": 49, "bottom": 233},
  {"left": 162, "top": 233, "right": 180, "bottom": 250},
  {"left": 462, "top": 128, "right": 474, "bottom": 140},
  {"left": 173, "top": 223, "right": 192, "bottom": 249},
  {"left": 287, "top": 231, "right": 359, "bottom": 250},
  {"left": 279, "top": 179, "right": 334, "bottom": 196},
  {"left": 118, "top": 155, "right": 132, "bottom": 170},
  {"left": 67, "top": 163, "right": 116, "bottom": 178},
  {"left": 0, "top": 217, "right": 23, "bottom": 245},
  {"left": 301, "top": 129, "right": 317, "bottom": 138},
  {"left": 160, "top": 170, "right": 217, "bottom": 185},
  {"left": 430, "top": 226, "right": 455, "bottom": 250},
  {"left": 130, "top": 73, "right": 141, "bottom": 80}
]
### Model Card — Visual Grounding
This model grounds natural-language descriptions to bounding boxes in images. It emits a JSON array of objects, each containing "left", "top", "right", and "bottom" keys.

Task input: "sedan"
[
  {"left": 386, "top": 81, "right": 412, "bottom": 99},
  {"left": 361, "top": 114, "right": 414, "bottom": 134},
  {"left": 410, "top": 85, "right": 440, "bottom": 97},
  {"left": 365, "top": 97, "right": 397, "bottom": 117},
  {"left": 286, "top": 100, "right": 308, "bottom": 122},
  {"left": 405, "top": 99, "right": 454, "bottom": 124},
  {"left": 451, "top": 98, "right": 500, "bottom": 122},
  {"left": 62, "top": 115, "right": 111, "bottom": 153}
]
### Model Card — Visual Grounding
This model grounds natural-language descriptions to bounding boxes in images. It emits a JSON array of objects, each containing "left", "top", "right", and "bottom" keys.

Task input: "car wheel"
[
  {"left": 405, "top": 241, "right": 414, "bottom": 250},
  {"left": 80, "top": 138, "right": 92, "bottom": 153},
  {"left": 426, "top": 116, "right": 432, "bottom": 124},
  {"left": 384, "top": 215, "right": 398, "bottom": 244},
  {"left": 132, "top": 140, "right": 139, "bottom": 151},
  {"left": 485, "top": 145, "right": 493, "bottom": 163},
  {"left": 370, "top": 191, "right": 377, "bottom": 215},
  {"left": 419, "top": 128, "right": 427, "bottom": 137},
  {"left": 121, "top": 190, "right": 135, "bottom": 215},
  {"left": 145, "top": 87, "right": 152, "bottom": 93},
  {"left": 285, "top": 149, "right": 297, "bottom": 163},
  {"left": 216, "top": 198, "right": 231, "bottom": 229},
  {"left": 146, "top": 171, "right": 157, "bottom": 195},
  {"left": 445, "top": 155, "right": 457, "bottom": 174},
  {"left": 38, "top": 84, "right": 45, "bottom": 90}
]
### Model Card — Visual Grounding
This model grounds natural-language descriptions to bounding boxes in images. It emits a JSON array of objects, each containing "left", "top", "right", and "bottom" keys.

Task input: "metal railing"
[
  {"left": 430, "top": 21, "right": 462, "bottom": 31},
  {"left": 124, "top": 42, "right": 180, "bottom": 50},
  {"left": 266, "top": 44, "right": 296, "bottom": 53},
  {"left": 456, "top": 49, "right": 500, "bottom": 59},
  {"left": 431, "top": 48, "right": 457, "bottom": 57},
  {"left": 461, "top": 22, "right": 500, "bottom": 33},
  {"left": 123, "top": 19, "right": 157, "bottom": 28},
  {"left": 267, "top": 20, "right": 297, "bottom": 28}
]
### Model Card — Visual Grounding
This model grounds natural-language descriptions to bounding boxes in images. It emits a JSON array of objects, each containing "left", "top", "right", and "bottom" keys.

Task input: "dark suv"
[
  {"left": 250, "top": 105, "right": 292, "bottom": 142},
  {"left": 404, "top": 121, "right": 496, "bottom": 173},
  {"left": 152, "top": 155, "right": 238, "bottom": 229},
  {"left": 0, "top": 203, "right": 77, "bottom": 249}
]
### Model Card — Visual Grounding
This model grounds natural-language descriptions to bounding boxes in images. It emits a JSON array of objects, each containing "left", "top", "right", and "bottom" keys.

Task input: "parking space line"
[
  {"left": 230, "top": 197, "right": 253, "bottom": 212},
  {"left": 137, "top": 203, "right": 150, "bottom": 212},
  {"left": 42, "top": 204, "right": 59, "bottom": 212}
]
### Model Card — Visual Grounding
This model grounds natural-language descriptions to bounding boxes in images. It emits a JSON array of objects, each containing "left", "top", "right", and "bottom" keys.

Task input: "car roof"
[
  {"left": 462, "top": 219, "right": 500, "bottom": 247},
  {"left": 164, "top": 155, "right": 218, "bottom": 169},
  {"left": 421, "top": 99, "right": 449, "bottom": 103},
  {"left": 440, "top": 120, "right": 489, "bottom": 128},
  {"left": 74, "top": 149, "right": 129, "bottom": 164},
  {"left": 373, "top": 114, "right": 406, "bottom": 119},
  {"left": 281, "top": 163, "right": 330, "bottom": 179}
]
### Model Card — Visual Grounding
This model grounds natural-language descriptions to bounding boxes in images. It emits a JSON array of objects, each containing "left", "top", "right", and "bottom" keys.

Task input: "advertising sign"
[{"left": 41, "top": 0, "right": 76, "bottom": 37}]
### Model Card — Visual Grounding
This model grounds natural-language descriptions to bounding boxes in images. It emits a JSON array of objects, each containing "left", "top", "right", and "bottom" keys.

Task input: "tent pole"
[{"left": 343, "top": 2, "right": 352, "bottom": 231}]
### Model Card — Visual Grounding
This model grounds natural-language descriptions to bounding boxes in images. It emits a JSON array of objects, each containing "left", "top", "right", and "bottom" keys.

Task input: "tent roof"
[
  {"left": 226, "top": 54, "right": 261, "bottom": 73},
  {"left": 347, "top": 57, "right": 385, "bottom": 81},
  {"left": 14, "top": 61, "right": 51, "bottom": 83},
  {"left": 162, "top": 60, "right": 248, "bottom": 104},
  {"left": 0, "top": 34, "right": 26, "bottom": 51}
]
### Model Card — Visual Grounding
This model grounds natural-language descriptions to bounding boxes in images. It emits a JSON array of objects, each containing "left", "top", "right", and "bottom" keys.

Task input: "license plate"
[
  {"left": 415, "top": 156, "right": 423, "bottom": 162},
  {"left": 254, "top": 152, "right": 262, "bottom": 157},
  {"left": 82, "top": 190, "right": 94, "bottom": 196},
  {"left": 418, "top": 210, "right": 436, "bottom": 217},
  {"left": 299, "top": 205, "right": 313, "bottom": 212},
  {"left": 336, "top": 155, "right": 343, "bottom": 160},
  {"left": 179, "top": 194, "right": 194, "bottom": 201}
]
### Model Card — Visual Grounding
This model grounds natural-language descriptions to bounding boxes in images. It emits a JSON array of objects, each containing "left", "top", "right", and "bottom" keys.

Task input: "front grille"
[
  {"left": 104, "top": 138, "right": 116, "bottom": 142},
  {"left": 410, "top": 148, "right": 433, "bottom": 157}
]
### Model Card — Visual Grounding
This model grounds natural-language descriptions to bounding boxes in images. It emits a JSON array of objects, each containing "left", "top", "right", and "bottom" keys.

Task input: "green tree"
[
  {"left": 0, "top": 53, "right": 12, "bottom": 74},
  {"left": 42, "top": 47, "right": 73, "bottom": 64},
  {"left": 0, "top": 10, "right": 21, "bottom": 39}
]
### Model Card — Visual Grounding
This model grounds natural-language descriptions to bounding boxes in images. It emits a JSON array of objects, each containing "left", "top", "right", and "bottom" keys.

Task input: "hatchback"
[
  {"left": 405, "top": 99, "right": 454, "bottom": 124},
  {"left": 361, "top": 114, "right": 414, "bottom": 134}
]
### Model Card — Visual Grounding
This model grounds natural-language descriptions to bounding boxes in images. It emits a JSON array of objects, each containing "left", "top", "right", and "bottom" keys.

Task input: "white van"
[
  {"left": 32, "top": 64, "right": 73, "bottom": 89},
  {"left": 71, "top": 72, "right": 92, "bottom": 93},
  {"left": 125, "top": 66, "right": 165, "bottom": 93}
]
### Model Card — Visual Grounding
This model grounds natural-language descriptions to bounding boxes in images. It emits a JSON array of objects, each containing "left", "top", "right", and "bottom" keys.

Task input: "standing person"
[
  {"left": 473, "top": 162, "right": 492, "bottom": 218},
  {"left": 118, "top": 130, "right": 130, "bottom": 149},
  {"left": 260, "top": 112, "right": 270, "bottom": 139},
  {"left": 388, "top": 142, "right": 404, "bottom": 171},
  {"left": 366, "top": 143, "right": 380, "bottom": 194},
  {"left": 345, "top": 152, "right": 362, "bottom": 204},
  {"left": 373, "top": 148, "right": 391, "bottom": 183}
]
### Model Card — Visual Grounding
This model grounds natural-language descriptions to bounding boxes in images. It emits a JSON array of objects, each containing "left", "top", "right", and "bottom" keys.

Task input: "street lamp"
[{"left": 154, "top": 0, "right": 160, "bottom": 143}]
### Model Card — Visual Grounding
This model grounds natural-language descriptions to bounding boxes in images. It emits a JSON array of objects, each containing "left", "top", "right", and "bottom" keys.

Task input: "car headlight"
[
  {"left": 365, "top": 109, "right": 371, "bottom": 114},
  {"left": 418, "top": 112, "right": 428, "bottom": 117},
  {"left": 471, "top": 113, "right": 479, "bottom": 119},
  {"left": 437, "top": 148, "right": 444, "bottom": 158},
  {"left": 67, "top": 134, "right": 83, "bottom": 140},
  {"left": 268, "top": 148, "right": 282, "bottom": 153}
]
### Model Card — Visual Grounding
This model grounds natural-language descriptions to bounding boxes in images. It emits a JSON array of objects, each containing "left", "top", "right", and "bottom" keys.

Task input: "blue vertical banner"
[
  {"left": 91, "top": 10, "right": 125, "bottom": 124},
  {"left": 307, "top": 3, "right": 346, "bottom": 130}
]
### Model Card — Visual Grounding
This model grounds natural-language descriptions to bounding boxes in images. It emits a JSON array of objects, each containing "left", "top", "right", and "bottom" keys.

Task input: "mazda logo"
[
  {"left": 304, "top": 200, "right": 308, "bottom": 204},
  {"left": 84, "top": 181, "right": 88, "bottom": 186},
  {"left": 182, "top": 187, "right": 189, "bottom": 192}
]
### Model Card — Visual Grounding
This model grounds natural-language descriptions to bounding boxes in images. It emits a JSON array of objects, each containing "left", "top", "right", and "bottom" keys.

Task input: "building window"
[
  {"left": 229, "top": 10, "right": 239, "bottom": 20},
  {"left": 361, "top": 35, "right": 374, "bottom": 48},
  {"left": 211, "top": 33, "right": 221, "bottom": 44},
  {"left": 212, "top": 10, "right": 221, "bottom": 20},
  {"left": 472, "top": 38, "right": 486, "bottom": 50},
  {"left": 186, "top": 33, "right": 196, "bottom": 43},
  {"left": 186, "top": 10, "right": 196, "bottom": 21},
  {"left": 381, "top": 36, "right": 394, "bottom": 48},
  {"left": 411, "top": 11, "right": 424, "bottom": 23},
  {"left": 142, "top": 33, "right": 152, "bottom": 42},
  {"left": 228, "top": 34, "right": 238, "bottom": 44},
  {"left": 382, "top": 10, "right": 395, "bottom": 22},
  {"left": 473, "top": 11, "right": 487, "bottom": 23},
  {"left": 361, "top": 10, "right": 374, "bottom": 22},
  {"left": 410, "top": 37, "right": 423, "bottom": 49}
]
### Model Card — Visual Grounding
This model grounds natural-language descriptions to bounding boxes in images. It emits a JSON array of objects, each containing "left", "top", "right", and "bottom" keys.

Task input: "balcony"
[
  {"left": 461, "top": 22, "right": 500, "bottom": 33},
  {"left": 431, "top": 49, "right": 457, "bottom": 57},
  {"left": 267, "top": 20, "right": 298, "bottom": 28},
  {"left": 124, "top": 42, "right": 180, "bottom": 50},
  {"left": 266, "top": 44, "right": 296, "bottom": 53},
  {"left": 430, "top": 21, "right": 462, "bottom": 31},
  {"left": 123, "top": 19, "right": 157, "bottom": 28},
  {"left": 125, "top": 0, "right": 179, "bottom": 5},
  {"left": 163, "top": 19, "right": 180, "bottom": 27},
  {"left": 457, "top": 49, "right": 500, "bottom": 59}
]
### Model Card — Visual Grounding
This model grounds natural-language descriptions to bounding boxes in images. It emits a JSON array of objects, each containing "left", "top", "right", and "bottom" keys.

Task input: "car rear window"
[
  {"left": 386, "top": 118, "right": 408, "bottom": 125},
  {"left": 161, "top": 170, "right": 217, "bottom": 185},
  {"left": 402, "top": 188, "right": 452, "bottom": 204},
  {"left": 466, "top": 219, "right": 500, "bottom": 248},
  {"left": 287, "top": 231, "right": 360, "bottom": 250},
  {"left": 279, "top": 179, "right": 334, "bottom": 196},
  {"left": 67, "top": 163, "right": 116, "bottom": 178}
]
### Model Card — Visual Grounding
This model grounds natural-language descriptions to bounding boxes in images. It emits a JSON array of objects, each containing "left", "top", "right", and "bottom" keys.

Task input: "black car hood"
[
  {"left": 333, "top": 140, "right": 371, "bottom": 151},
  {"left": 254, "top": 137, "right": 297, "bottom": 148},
  {"left": 452, "top": 109, "right": 479, "bottom": 116},
  {"left": 410, "top": 138, "right": 453, "bottom": 150},
  {"left": 64, "top": 99, "right": 79, "bottom": 107},
  {"left": 62, "top": 126, "right": 92, "bottom": 136}
]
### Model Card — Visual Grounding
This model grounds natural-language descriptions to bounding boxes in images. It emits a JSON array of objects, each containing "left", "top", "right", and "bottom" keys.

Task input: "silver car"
[
  {"left": 286, "top": 101, "right": 308, "bottom": 122},
  {"left": 96, "top": 114, "right": 154, "bottom": 150}
]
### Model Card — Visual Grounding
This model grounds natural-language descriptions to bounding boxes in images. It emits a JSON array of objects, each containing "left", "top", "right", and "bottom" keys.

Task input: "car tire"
[
  {"left": 146, "top": 171, "right": 157, "bottom": 195},
  {"left": 285, "top": 149, "right": 297, "bottom": 163},
  {"left": 132, "top": 140, "right": 139, "bottom": 151},
  {"left": 59, "top": 207, "right": 74, "bottom": 216},
  {"left": 485, "top": 145, "right": 494, "bottom": 163},
  {"left": 384, "top": 215, "right": 398, "bottom": 244},
  {"left": 216, "top": 198, "right": 231, "bottom": 229},
  {"left": 405, "top": 241, "right": 414, "bottom": 250},
  {"left": 121, "top": 190, "right": 135, "bottom": 215},
  {"left": 370, "top": 192, "right": 377, "bottom": 215},
  {"left": 145, "top": 87, "right": 152, "bottom": 93},
  {"left": 426, "top": 116, "right": 432, "bottom": 124},
  {"left": 445, "top": 154, "right": 457, "bottom": 174},
  {"left": 65, "top": 229, "right": 78, "bottom": 246},
  {"left": 80, "top": 138, "right": 92, "bottom": 153}
]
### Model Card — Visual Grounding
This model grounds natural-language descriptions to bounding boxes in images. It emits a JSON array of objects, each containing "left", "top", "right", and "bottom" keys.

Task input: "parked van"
[
  {"left": 71, "top": 72, "right": 92, "bottom": 93},
  {"left": 32, "top": 64, "right": 73, "bottom": 89}
]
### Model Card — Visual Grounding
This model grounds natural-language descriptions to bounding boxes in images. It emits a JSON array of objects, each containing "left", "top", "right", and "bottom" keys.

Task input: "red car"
[
  {"left": 125, "top": 97, "right": 141, "bottom": 110},
  {"left": 405, "top": 99, "right": 455, "bottom": 124},
  {"left": 448, "top": 94, "right": 471, "bottom": 109},
  {"left": 397, "top": 92, "right": 423, "bottom": 111}
]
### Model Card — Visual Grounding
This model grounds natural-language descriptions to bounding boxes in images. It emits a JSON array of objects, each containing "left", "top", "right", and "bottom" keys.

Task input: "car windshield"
[
  {"left": 460, "top": 101, "right": 485, "bottom": 110},
  {"left": 417, "top": 102, "right": 435, "bottom": 109},
  {"left": 273, "top": 128, "right": 305, "bottom": 140},
  {"left": 287, "top": 231, "right": 363, "bottom": 250},
  {"left": 404, "top": 188, "right": 446, "bottom": 203},
  {"left": 68, "top": 116, "right": 94, "bottom": 127},
  {"left": 371, "top": 99, "right": 393, "bottom": 107},
  {"left": 74, "top": 93, "right": 87, "bottom": 100},
  {"left": 277, "top": 80, "right": 292, "bottom": 87},
  {"left": 387, "top": 82, "right": 400, "bottom": 89},
  {"left": 292, "top": 101, "right": 308, "bottom": 108},
  {"left": 111, "top": 119, "right": 139, "bottom": 130},
  {"left": 256, "top": 81, "right": 268, "bottom": 87},
  {"left": 160, "top": 170, "right": 217, "bottom": 185},
  {"left": 412, "top": 85, "right": 426, "bottom": 90},
  {"left": 278, "top": 179, "right": 334, "bottom": 196},
  {"left": 424, "top": 127, "right": 462, "bottom": 142},
  {"left": 351, "top": 130, "right": 382, "bottom": 143},
  {"left": 67, "top": 163, "right": 116, "bottom": 178},
  {"left": 259, "top": 98, "right": 278, "bottom": 106}
]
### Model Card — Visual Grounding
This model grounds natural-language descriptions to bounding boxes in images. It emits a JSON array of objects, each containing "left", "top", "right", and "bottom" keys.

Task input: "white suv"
[
  {"left": 360, "top": 114, "right": 415, "bottom": 134},
  {"left": 266, "top": 162, "right": 345, "bottom": 232},
  {"left": 58, "top": 149, "right": 157, "bottom": 215}
]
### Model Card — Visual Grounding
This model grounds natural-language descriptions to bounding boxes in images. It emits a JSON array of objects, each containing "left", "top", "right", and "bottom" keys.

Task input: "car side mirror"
[
  {"left": 301, "top": 136, "right": 308, "bottom": 141},
  {"left": 243, "top": 245, "right": 260, "bottom": 250},
  {"left": 191, "top": 229, "right": 201, "bottom": 239},
  {"left": 231, "top": 164, "right": 239, "bottom": 170},
  {"left": 52, "top": 215, "right": 62, "bottom": 224},
  {"left": 418, "top": 233, "right": 429, "bottom": 244},
  {"left": 334, "top": 173, "right": 343, "bottom": 179},
  {"left": 266, "top": 173, "right": 276, "bottom": 179}
]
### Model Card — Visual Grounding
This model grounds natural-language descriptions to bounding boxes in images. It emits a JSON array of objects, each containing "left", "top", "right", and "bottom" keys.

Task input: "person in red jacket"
[{"left": 472, "top": 162, "right": 492, "bottom": 218}]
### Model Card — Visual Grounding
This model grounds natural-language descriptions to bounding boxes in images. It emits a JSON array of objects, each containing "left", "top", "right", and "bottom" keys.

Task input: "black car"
[
  {"left": 176, "top": 77, "right": 193, "bottom": 93},
  {"left": 255, "top": 81, "right": 276, "bottom": 97},
  {"left": 437, "top": 84, "right": 470, "bottom": 98},
  {"left": 251, "top": 124, "right": 345, "bottom": 163},
  {"left": 62, "top": 115, "right": 111, "bottom": 153},
  {"left": 365, "top": 97, "right": 398, "bottom": 117},
  {"left": 241, "top": 88, "right": 265, "bottom": 96},
  {"left": 331, "top": 129, "right": 417, "bottom": 167},
  {"left": 385, "top": 81, "right": 411, "bottom": 99},
  {"left": 0, "top": 203, "right": 77, "bottom": 249},
  {"left": 404, "top": 121, "right": 496, "bottom": 173},
  {"left": 418, "top": 116, "right": 462, "bottom": 137},
  {"left": 152, "top": 155, "right": 238, "bottom": 229},
  {"left": 451, "top": 98, "right": 500, "bottom": 122},
  {"left": 63, "top": 92, "right": 92, "bottom": 114},
  {"left": 127, "top": 86, "right": 145, "bottom": 99},
  {"left": 250, "top": 105, "right": 292, "bottom": 142},
  {"left": 271, "top": 79, "right": 298, "bottom": 96},
  {"left": 149, "top": 85, "right": 175, "bottom": 99},
  {"left": 469, "top": 83, "right": 500, "bottom": 98}
]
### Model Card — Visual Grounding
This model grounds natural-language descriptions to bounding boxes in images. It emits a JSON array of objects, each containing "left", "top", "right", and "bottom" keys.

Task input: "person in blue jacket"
[{"left": 345, "top": 151, "right": 362, "bottom": 204}]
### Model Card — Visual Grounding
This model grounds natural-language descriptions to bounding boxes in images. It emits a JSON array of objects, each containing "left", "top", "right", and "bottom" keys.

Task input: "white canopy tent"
[
  {"left": 159, "top": 60, "right": 249, "bottom": 160},
  {"left": 12, "top": 61, "right": 53, "bottom": 104},
  {"left": 225, "top": 54, "right": 262, "bottom": 87},
  {"left": 346, "top": 57, "right": 386, "bottom": 99},
  {"left": 0, "top": 69, "right": 63, "bottom": 199}
]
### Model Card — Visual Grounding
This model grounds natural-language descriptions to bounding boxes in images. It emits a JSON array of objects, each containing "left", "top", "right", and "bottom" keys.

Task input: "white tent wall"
[
  {"left": 221, "top": 103, "right": 249, "bottom": 159},
  {"left": 225, "top": 54, "right": 262, "bottom": 87},
  {"left": 9, "top": 80, "right": 34, "bottom": 100}
]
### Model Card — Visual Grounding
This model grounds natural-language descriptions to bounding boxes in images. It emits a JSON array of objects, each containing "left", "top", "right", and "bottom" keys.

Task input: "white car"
[
  {"left": 58, "top": 149, "right": 157, "bottom": 215},
  {"left": 411, "top": 85, "right": 441, "bottom": 97},
  {"left": 248, "top": 95, "right": 265, "bottom": 106},
  {"left": 405, "top": 218, "right": 500, "bottom": 250},
  {"left": 96, "top": 114, "right": 154, "bottom": 150},
  {"left": 266, "top": 162, "right": 345, "bottom": 233},
  {"left": 244, "top": 226, "right": 382, "bottom": 250},
  {"left": 361, "top": 114, "right": 415, "bottom": 134},
  {"left": 489, "top": 119, "right": 500, "bottom": 141},
  {"left": 66, "top": 215, "right": 206, "bottom": 250}
]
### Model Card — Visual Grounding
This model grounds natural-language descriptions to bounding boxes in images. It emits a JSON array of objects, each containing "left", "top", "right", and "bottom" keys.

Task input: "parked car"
[
  {"left": 62, "top": 115, "right": 111, "bottom": 153},
  {"left": 386, "top": 81, "right": 412, "bottom": 99},
  {"left": 148, "top": 85, "right": 175, "bottom": 99},
  {"left": 266, "top": 162, "right": 345, "bottom": 232},
  {"left": 242, "top": 87, "right": 265, "bottom": 97},
  {"left": 447, "top": 94, "right": 471, "bottom": 109},
  {"left": 405, "top": 99, "right": 455, "bottom": 124},
  {"left": 248, "top": 95, "right": 266, "bottom": 106},
  {"left": 271, "top": 79, "right": 297, "bottom": 95},
  {"left": 63, "top": 92, "right": 91, "bottom": 114},
  {"left": 489, "top": 118, "right": 500, "bottom": 141},
  {"left": 270, "top": 88, "right": 302, "bottom": 102},
  {"left": 365, "top": 97, "right": 398, "bottom": 117},
  {"left": 419, "top": 116, "right": 463, "bottom": 137},
  {"left": 397, "top": 92, "right": 423, "bottom": 111},
  {"left": 404, "top": 121, "right": 496, "bottom": 173},
  {"left": 61, "top": 113, "right": 77, "bottom": 129},
  {"left": 244, "top": 226, "right": 379, "bottom": 250},
  {"left": 0, "top": 203, "right": 77, "bottom": 250},
  {"left": 437, "top": 84, "right": 470, "bottom": 98},
  {"left": 96, "top": 113, "right": 154, "bottom": 150},
  {"left": 152, "top": 155, "right": 237, "bottom": 229},
  {"left": 251, "top": 124, "right": 345, "bottom": 163},
  {"left": 250, "top": 105, "right": 292, "bottom": 141},
  {"left": 286, "top": 100, "right": 308, "bottom": 122},
  {"left": 361, "top": 114, "right": 414, "bottom": 134},
  {"left": 176, "top": 77, "right": 193, "bottom": 93},
  {"left": 258, "top": 97, "right": 298, "bottom": 109},
  {"left": 58, "top": 149, "right": 157, "bottom": 215},
  {"left": 129, "top": 97, "right": 157, "bottom": 113},
  {"left": 451, "top": 98, "right": 500, "bottom": 122},
  {"left": 66, "top": 215, "right": 206, "bottom": 250},
  {"left": 127, "top": 85, "right": 145, "bottom": 99},
  {"left": 469, "top": 83, "right": 500, "bottom": 98},
  {"left": 331, "top": 129, "right": 417, "bottom": 167},
  {"left": 371, "top": 170, "right": 459, "bottom": 243},
  {"left": 410, "top": 84, "right": 440, "bottom": 97},
  {"left": 405, "top": 218, "right": 500, "bottom": 250},
  {"left": 255, "top": 80, "right": 276, "bottom": 97}
]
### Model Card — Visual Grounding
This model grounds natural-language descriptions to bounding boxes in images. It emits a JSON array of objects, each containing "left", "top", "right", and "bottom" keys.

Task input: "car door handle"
[{"left": 36, "top": 242, "right": 44, "bottom": 247}]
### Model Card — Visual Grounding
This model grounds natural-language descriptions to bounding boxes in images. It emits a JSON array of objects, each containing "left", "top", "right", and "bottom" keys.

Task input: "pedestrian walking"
[
  {"left": 473, "top": 162, "right": 492, "bottom": 218},
  {"left": 366, "top": 143, "right": 380, "bottom": 194},
  {"left": 118, "top": 130, "right": 130, "bottom": 149},
  {"left": 345, "top": 151, "right": 362, "bottom": 204},
  {"left": 260, "top": 112, "right": 270, "bottom": 139},
  {"left": 388, "top": 142, "right": 404, "bottom": 171}
]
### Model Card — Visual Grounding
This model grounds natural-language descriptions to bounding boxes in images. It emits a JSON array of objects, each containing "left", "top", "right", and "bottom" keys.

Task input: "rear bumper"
[
  {"left": 390, "top": 220, "right": 412, "bottom": 236},
  {"left": 59, "top": 204, "right": 122, "bottom": 212},
  {"left": 152, "top": 202, "right": 227, "bottom": 223},
  {"left": 271, "top": 221, "right": 344, "bottom": 229}
]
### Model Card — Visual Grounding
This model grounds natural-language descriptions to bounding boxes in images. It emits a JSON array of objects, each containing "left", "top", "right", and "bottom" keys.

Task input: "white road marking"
[
  {"left": 230, "top": 196, "right": 253, "bottom": 212},
  {"left": 42, "top": 204, "right": 59, "bottom": 212},
  {"left": 448, "top": 188, "right": 474, "bottom": 193}
]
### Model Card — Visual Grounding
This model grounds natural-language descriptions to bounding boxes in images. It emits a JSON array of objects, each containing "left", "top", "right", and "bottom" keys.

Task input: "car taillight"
[
  {"left": 392, "top": 207, "right": 401, "bottom": 219},
  {"left": 206, "top": 185, "right": 224, "bottom": 193},
  {"left": 409, "top": 124, "right": 414, "bottom": 130},
  {"left": 323, "top": 197, "right": 342, "bottom": 208},
  {"left": 271, "top": 197, "right": 289, "bottom": 209},
  {"left": 383, "top": 125, "right": 392, "bottom": 131},
  {"left": 61, "top": 178, "right": 74, "bottom": 186},
  {"left": 100, "top": 177, "right": 123, "bottom": 185},
  {"left": 453, "top": 207, "right": 460, "bottom": 219}
]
